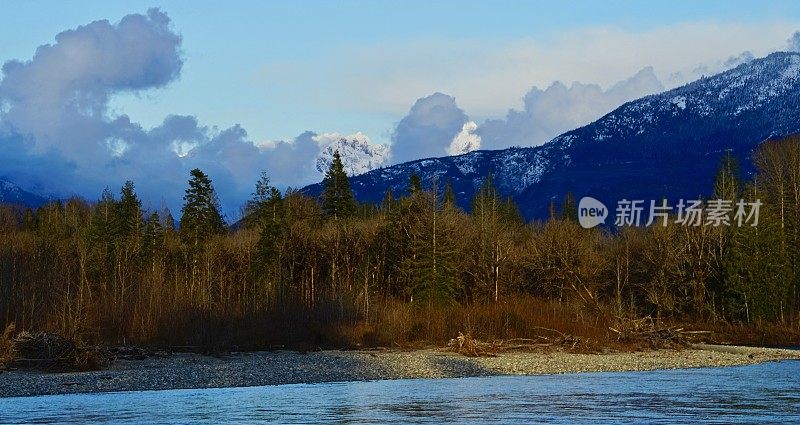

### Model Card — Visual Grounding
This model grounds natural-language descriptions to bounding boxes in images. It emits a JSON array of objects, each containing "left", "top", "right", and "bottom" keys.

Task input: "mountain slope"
[
  {"left": 0, "top": 180, "right": 49, "bottom": 208},
  {"left": 303, "top": 52, "right": 800, "bottom": 219}
]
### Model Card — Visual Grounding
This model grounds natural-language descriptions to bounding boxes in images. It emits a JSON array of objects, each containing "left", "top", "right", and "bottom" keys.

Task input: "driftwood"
[
  {"left": 609, "top": 316, "right": 710, "bottom": 348},
  {"left": 10, "top": 331, "right": 111, "bottom": 372},
  {"left": 445, "top": 331, "right": 589, "bottom": 357}
]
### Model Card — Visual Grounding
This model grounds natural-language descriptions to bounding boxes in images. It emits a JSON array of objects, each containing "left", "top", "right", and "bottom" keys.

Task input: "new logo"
[{"left": 578, "top": 197, "right": 608, "bottom": 229}]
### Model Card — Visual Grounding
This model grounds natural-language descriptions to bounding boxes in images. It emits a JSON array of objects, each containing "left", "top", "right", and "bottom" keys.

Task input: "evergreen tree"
[
  {"left": 725, "top": 183, "right": 791, "bottom": 322},
  {"left": 115, "top": 180, "right": 144, "bottom": 239},
  {"left": 321, "top": 150, "right": 357, "bottom": 220},
  {"left": 406, "top": 179, "right": 460, "bottom": 305},
  {"left": 408, "top": 173, "right": 422, "bottom": 195},
  {"left": 143, "top": 211, "right": 165, "bottom": 259},
  {"left": 561, "top": 192, "right": 578, "bottom": 222},
  {"left": 179, "top": 168, "right": 226, "bottom": 247},
  {"left": 443, "top": 180, "right": 457, "bottom": 209},
  {"left": 244, "top": 171, "right": 278, "bottom": 230},
  {"left": 162, "top": 209, "right": 176, "bottom": 232},
  {"left": 90, "top": 188, "right": 117, "bottom": 246},
  {"left": 251, "top": 186, "right": 285, "bottom": 289}
]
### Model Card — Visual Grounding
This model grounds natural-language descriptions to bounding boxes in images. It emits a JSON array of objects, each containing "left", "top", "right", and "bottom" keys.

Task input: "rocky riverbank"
[{"left": 1, "top": 345, "right": 798, "bottom": 398}]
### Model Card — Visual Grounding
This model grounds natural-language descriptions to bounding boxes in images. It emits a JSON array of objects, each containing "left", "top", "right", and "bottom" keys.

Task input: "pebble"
[{"left": 0, "top": 346, "right": 798, "bottom": 398}]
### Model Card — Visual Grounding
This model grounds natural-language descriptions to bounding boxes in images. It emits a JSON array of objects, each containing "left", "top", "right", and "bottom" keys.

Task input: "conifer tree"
[
  {"left": 162, "top": 209, "right": 176, "bottom": 232},
  {"left": 443, "top": 180, "right": 457, "bottom": 209},
  {"left": 179, "top": 168, "right": 226, "bottom": 247},
  {"left": 724, "top": 183, "right": 790, "bottom": 322},
  {"left": 321, "top": 150, "right": 356, "bottom": 220},
  {"left": 407, "top": 178, "right": 460, "bottom": 304},
  {"left": 116, "top": 180, "right": 144, "bottom": 239},
  {"left": 561, "top": 192, "right": 578, "bottom": 222},
  {"left": 251, "top": 185, "right": 285, "bottom": 296},
  {"left": 143, "top": 211, "right": 165, "bottom": 260},
  {"left": 90, "top": 188, "right": 117, "bottom": 247},
  {"left": 244, "top": 171, "right": 277, "bottom": 230},
  {"left": 408, "top": 173, "right": 422, "bottom": 195}
]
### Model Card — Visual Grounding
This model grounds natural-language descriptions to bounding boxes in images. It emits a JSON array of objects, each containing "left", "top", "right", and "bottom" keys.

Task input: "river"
[{"left": 1, "top": 361, "right": 799, "bottom": 424}]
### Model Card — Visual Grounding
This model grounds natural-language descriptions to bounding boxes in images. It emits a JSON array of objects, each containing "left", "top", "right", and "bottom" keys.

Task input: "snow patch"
[{"left": 671, "top": 96, "right": 686, "bottom": 110}]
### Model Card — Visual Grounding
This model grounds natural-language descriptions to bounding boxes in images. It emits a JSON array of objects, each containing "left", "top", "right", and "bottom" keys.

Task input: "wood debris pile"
[
  {"left": 10, "top": 331, "right": 111, "bottom": 372},
  {"left": 609, "top": 316, "right": 710, "bottom": 349},
  {"left": 445, "top": 330, "right": 590, "bottom": 357}
]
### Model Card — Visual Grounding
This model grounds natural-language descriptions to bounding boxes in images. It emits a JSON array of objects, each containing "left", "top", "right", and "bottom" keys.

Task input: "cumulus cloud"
[
  {"left": 447, "top": 121, "right": 481, "bottom": 155},
  {"left": 391, "top": 92, "right": 469, "bottom": 163},
  {"left": 0, "top": 9, "right": 387, "bottom": 217},
  {"left": 0, "top": 9, "right": 186, "bottom": 204},
  {"left": 476, "top": 67, "right": 664, "bottom": 149},
  {"left": 0, "top": 9, "right": 182, "bottom": 161}
]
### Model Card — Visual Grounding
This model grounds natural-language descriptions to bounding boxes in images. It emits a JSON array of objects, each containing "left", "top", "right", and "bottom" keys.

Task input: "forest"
[{"left": 2, "top": 135, "right": 800, "bottom": 351}]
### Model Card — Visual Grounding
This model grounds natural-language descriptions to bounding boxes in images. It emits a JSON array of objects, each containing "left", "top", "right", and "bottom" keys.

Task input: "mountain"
[
  {"left": 0, "top": 180, "right": 49, "bottom": 208},
  {"left": 303, "top": 52, "right": 800, "bottom": 219},
  {"left": 315, "top": 132, "right": 390, "bottom": 177}
]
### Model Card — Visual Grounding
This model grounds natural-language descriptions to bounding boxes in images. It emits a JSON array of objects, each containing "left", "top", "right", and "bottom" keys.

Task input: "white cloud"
[
  {"left": 447, "top": 121, "right": 481, "bottom": 155},
  {"left": 390, "top": 92, "right": 469, "bottom": 163}
]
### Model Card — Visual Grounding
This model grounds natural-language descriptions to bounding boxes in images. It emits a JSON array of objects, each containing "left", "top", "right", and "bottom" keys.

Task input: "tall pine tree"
[
  {"left": 179, "top": 168, "right": 226, "bottom": 247},
  {"left": 116, "top": 180, "right": 144, "bottom": 239},
  {"left": 321, "top": 150, "right": 356, "bottom": 220}
]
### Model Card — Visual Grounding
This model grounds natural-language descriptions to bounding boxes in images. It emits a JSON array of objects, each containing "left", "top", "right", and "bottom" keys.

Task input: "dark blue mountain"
[
  {"left": 0, "top": 179, "right": 49, "bottom": 208},
  {"left": 304, "top": 52, "right": 800, "bottom": 220}
]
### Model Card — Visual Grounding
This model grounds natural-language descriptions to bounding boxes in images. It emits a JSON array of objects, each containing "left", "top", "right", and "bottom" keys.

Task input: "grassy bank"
[{"left": 3, "top": 296, "right": 798, "bottom": 375}]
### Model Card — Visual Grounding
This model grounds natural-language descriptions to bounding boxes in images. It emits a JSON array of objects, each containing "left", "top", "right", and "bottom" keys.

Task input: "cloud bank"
[{"left": 393, "top": 67, "right": 664, "bottom": 153}]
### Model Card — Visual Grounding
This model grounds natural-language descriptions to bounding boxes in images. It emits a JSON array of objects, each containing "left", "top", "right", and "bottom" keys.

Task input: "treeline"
[{"left": 1, "top": 141, "right": 800, "bottom": 349}]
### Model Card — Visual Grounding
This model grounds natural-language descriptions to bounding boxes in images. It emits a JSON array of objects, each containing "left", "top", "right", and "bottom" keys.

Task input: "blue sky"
[{"left": 3, "top": 0, "right": 800, "bottom": 145}]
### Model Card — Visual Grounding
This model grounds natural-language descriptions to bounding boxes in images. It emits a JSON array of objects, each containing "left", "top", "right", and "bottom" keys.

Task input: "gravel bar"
[{"left": 1, "top": 345, "right": 798, "bottom": 398}]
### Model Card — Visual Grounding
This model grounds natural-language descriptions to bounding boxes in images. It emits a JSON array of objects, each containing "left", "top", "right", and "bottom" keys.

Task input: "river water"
[{"left": 1, "top": 361, "right": 799, "bottom": 424}]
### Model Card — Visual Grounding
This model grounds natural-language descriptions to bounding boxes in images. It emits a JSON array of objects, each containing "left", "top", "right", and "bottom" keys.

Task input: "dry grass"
[
  {"left": 0, "top": 323, "right": 16, "bottom": 367},
  {"left": 688, "top": 321, "right": 800, "bottom": 347},
  {"left": 345, "top": 296, "right": 618, "bottom": 351}
]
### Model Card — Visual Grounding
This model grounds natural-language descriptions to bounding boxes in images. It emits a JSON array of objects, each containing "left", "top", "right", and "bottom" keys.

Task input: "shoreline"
[{"left": 1, "top": 345, "right": 798, "bottom": 398}]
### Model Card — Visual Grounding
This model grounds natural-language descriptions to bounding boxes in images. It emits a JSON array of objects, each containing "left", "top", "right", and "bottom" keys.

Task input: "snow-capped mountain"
[
  {"left": 0, "top": 180, "right": 49, "bottom": 207},
  {"left": 314, "top": 132, "right": 390, "bottom": 177},
  {"left": 303, "top": 52, "right": 800, "bottom": 219}
]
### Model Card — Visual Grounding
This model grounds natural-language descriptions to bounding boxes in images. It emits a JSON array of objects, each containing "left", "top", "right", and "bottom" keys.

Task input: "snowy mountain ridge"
[
  {"left": 0, "top": 179, "right": 49, "bottom": 207},
  {"left": 314, "top": 132, "right": 390, "bottom": 177},
  {"left": 303, "top": 51, "right": 800, "bottom": 219}
]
